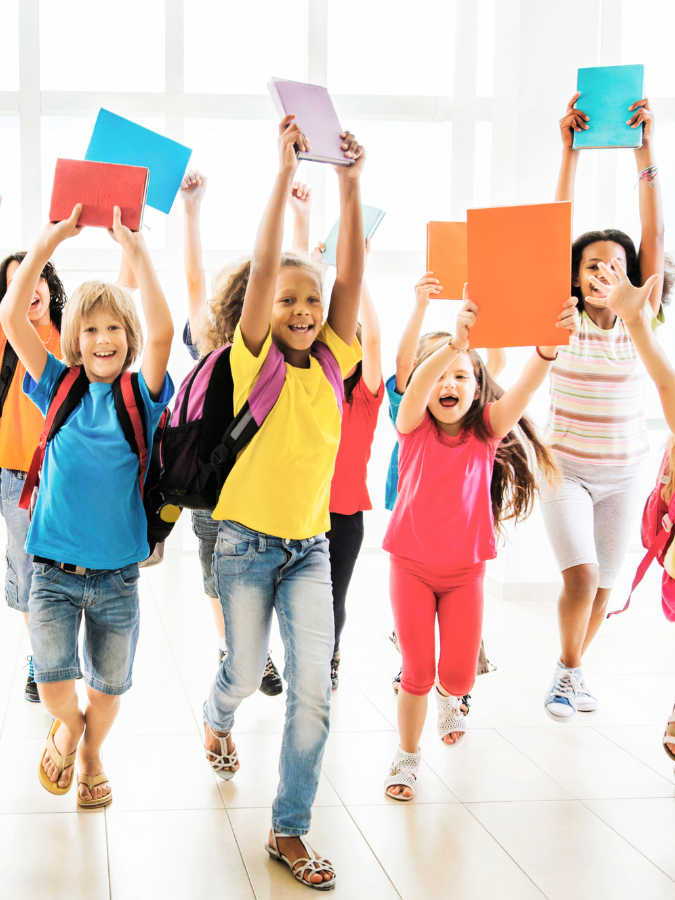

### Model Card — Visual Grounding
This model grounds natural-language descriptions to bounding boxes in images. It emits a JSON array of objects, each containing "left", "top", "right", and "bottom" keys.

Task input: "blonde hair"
[
  {"left": 663, "top": 434, "right": 675, "bottom": 504},
  {"left": 60, "top": 281, "right": 143, "bottom": 370},
  {"left": 196, "top": 252, "right": 325, "bottom": 357}
]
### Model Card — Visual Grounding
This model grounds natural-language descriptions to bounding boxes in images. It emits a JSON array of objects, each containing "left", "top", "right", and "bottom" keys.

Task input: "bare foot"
[
  {"left": 385, "top": 783, "right": 413, "bottom": 800},
  {"left": 42, "top": 722, "right": 82, "bottom": 789},
  {"left": 442, "top": 730, "right": 463, "bottom": 745},
  {"left": 269, "top": 830, "right": 333, "bottom": 886},
  {"left": 204, "top": 721, "right": 239, "bottom": 775},
  {"left": 76, "top": 748, "right": 111, "bottom": 803}
]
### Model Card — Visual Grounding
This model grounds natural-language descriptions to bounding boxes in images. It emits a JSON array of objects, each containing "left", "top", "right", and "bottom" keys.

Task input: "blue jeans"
[
  {"left": 204, "top": 520, "right": 334, "bottom": 836},
  {"left": 191, "top": 509, "right": 219, "bottom": 599},
  {"left": 29, "top": 562, "right": 141, "bottom": 695},
  {"left": 0, "top": 468, "right": 33, "bottom": 613}
]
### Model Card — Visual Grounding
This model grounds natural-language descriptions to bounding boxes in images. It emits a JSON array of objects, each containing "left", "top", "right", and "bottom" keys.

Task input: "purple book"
[{"left": 267, "top": 78, "right": 354, "bottom": 167}]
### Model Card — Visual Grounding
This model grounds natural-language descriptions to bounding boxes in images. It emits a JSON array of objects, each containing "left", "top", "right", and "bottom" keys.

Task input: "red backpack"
[{"left": 608, "top": 448, "right": 675, "bottom": 622}]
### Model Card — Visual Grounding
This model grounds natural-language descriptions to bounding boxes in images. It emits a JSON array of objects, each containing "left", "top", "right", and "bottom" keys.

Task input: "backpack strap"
[
  {"left": 608, "top": 486, "right": 675, "bottom": 618},
  {"left": 112, "top": 372, "right": 149, "bottom": 501},
  {"left": 0, "top": 341, "right": 19, "bottom": 418},
  {"left": 311, "top": 341, "right": 345, "bottom": 414},
  {"left": 19, "top": 365, "right": 89, "bottom": 510}
]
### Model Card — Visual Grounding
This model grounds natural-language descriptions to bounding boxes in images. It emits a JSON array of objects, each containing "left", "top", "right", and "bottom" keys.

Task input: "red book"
[{"left": 49, "top": 158, "right": 149, "bottom": 230}]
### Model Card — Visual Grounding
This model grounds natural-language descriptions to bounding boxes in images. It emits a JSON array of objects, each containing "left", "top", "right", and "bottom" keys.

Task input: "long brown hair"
[
  {"left": 410, "top": 343, "right": 560, "bottom": 538},
  {"left": 196, "top": 252, "right": 325, "bottom": 356},
  {"left": 663, "top": 435, "right": 675, "bottom": 504}
]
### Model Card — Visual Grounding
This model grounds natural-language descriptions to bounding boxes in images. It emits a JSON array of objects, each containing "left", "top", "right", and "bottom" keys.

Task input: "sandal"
[
  {"left": 664, "top": 703, "right": 675, "bottom": 762},
  {"left": 392, "top": 666, "right": 402, "bottom": 694},
  {"left": 265, "top": 830, "right": 336, "bottom": 891},
  {"left": 77, "top": 773, "right": 113, "bottom": 809},
  {"left": 38, "top": 719, "right": 77, "bottom": 796},
  {"left": 384, "top": 745, "right": 420, "bottom": 801},
  {"left": 435, "top": 686, "right": 467, "bottom": 743},
  {"left": 203, "top": 711, "right": 239, "bottom": 780}
]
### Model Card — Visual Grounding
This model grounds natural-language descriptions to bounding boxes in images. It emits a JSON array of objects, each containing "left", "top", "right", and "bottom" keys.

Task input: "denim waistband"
[
  {"left": 221, "top": 519, "right": 324, "bottom": 549},
  {"left": 3, "top": 468, "right": 27, "bottom": 479}
]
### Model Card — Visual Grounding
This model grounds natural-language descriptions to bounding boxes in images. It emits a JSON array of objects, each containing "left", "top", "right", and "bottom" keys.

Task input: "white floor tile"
[
  {"left": 593, "top": 725, "right": 675, "bottom": 783},
  {"left": 603, "top": 673, "right": 675, "bottom": 715}
]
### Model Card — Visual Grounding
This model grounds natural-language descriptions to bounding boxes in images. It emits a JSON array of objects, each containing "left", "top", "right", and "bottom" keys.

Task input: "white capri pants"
[{"left": 540, "top": 455, "right": 645, "bottom": 589}]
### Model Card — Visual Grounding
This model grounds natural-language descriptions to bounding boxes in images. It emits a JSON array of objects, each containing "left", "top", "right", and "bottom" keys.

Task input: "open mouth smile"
[
  {"left": 439, "top": 394, "right": 459, "bottom": 409},
  {"left": 93, "top": 351, "right": 116, "bottom": 358},
  {"left": 289, "top": 324, "right": 313, "bottom": 334}
]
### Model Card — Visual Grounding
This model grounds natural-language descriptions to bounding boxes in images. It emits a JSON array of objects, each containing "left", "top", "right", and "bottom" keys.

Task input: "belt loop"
[{"left": 259, "top": 535, "right": 266, "bottom": 553}]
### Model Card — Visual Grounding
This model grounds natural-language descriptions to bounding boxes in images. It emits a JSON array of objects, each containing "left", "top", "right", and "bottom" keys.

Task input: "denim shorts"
[
  {"left": 191, "top": 509, "right": 219, "bottom": 598},
  {"left": 0, "top": 468, "right": 33, "bottom": 614},
  {"left": 28, "top": 561, "right": 141, "bottom": 695}
]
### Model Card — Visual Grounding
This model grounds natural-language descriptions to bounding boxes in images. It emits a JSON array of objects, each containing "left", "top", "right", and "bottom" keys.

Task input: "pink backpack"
[{"left": 608, "top": 449, "right": 675, "bottom": 622}]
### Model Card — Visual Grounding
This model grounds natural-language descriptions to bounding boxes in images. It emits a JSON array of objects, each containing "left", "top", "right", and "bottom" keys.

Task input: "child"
[
  {"left": 582, "top": 260, "right": 675, "bottom": 763},
  {"left": 0, "top": 205, "right": 174, "bottom": 808},
  {"left": 0, "top": 253, "right": 66, "bottom": 702},
  {"left": 179, "top": 169, "right": 282, "bottom": 696},
  {"left": 201, "top": 116, "right": 364, "bottom": 889},
  {"left": 383, "top": 289, "right": 578, "bottom": 800},
  {"left": 541, "top": 94, "right": 669, "bottom": 720}
]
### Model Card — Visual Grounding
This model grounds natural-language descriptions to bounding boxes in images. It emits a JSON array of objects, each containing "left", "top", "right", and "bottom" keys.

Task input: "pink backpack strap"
[
  {"left": 311, "top": 341, "right": 344, "bottom": 414},
  {"left": 608, "top": 487, "right": 675, "bottom": 618}
]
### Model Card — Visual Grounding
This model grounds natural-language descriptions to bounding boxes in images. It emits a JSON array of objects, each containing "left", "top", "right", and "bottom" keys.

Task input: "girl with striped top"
[{"left": 542, "top": 93, "right": 669, "bottom": 720}]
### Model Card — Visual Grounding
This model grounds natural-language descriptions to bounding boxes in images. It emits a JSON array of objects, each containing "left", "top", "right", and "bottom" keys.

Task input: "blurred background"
[{"left": 0, "top": 0, "right": 673, "bottom": 558}]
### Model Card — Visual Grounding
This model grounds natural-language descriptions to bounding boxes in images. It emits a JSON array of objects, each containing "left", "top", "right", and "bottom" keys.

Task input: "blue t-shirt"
[
  {"left": 24, "top": 353, "right": 174, "bottom": 569},
  {"left": 183, "top": 319, "right": 200, "bottom": 361},
  {"left": 385, "top": 373, "right": 403, "bottom": 511}
]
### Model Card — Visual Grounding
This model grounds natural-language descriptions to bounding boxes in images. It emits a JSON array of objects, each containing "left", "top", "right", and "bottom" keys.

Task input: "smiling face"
[
  {"left": 78, "top": 307, "right": 129, "bottom": 383},
  {"left": 574, "top": 241, "right": 628, "bottom": 310},
  {"left": 6, "top": 259, "right": 52, "bottom": 328},
  {"left": 270, "top": 266, "right": 323, "bottom": 365},
  {"left": 428, "top": 352, "right": 479, "bottom": 434}
]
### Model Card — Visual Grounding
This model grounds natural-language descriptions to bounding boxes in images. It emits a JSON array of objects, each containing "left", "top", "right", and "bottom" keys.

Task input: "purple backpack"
[{"left": 144, "top": 340, "right": 344, "bottom": 550}]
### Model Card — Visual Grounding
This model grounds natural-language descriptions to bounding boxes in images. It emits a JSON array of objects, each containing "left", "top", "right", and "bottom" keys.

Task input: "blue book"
[
  {"left": 572, "top": 65, "right": 644, "bottom": 150},
  {"left": 85, "top": 109, "right": 192, "bottom": 214},
  {"left": 321, "top": 205, "right": 386, "bottom": 267}
]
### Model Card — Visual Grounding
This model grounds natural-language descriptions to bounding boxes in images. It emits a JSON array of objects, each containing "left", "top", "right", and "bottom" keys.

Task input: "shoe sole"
[
  {"left": 25, "top": 693, "right": 41, "bottom": 703},
  {"left": 545, "top": 705, "right": 577, "bottom": 722},
  {"left": 258, "top": 685, "right": 283, "bottom": 697},
  {"left": 577, "top": 702, "right": 598, "bottom": 712}
]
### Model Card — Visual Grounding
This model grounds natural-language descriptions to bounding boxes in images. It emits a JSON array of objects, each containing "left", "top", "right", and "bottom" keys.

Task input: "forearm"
[
  {"left": 291, "top": 213, "right": 310, "bottom": 254},
  {"left": 117, "top": 249, "right": 137, "bottom": 292},
  {"left": 359, "top": 281, "right": 380, "bottom": 346},
  {"left": 328, "top": 177, "right": 364, "bottom": 342},
  {"left": 490, "top": 350, "right": 553, "bottom": 438},
  {"left": 486, "top": 348, "right": 506, "bottom": 379},
  {"left": 130, "top": 250, "right": 174, "bottom": 346},
  {"left": 555, "top": 148, "right": 579, "bottom": 202},
  {"left": 251, "top": 170, "right": 293, "bottom": 279},
  {"left": 627, "top": 313, "right": 675, "bottom": 389},
  {"left": 183, "top": 203, "right": 205, "bottom": 285},
  {"left": 395, "top": 305, "right": 427, "bottom": 392},
  {"left": 0, "top": 237, "right": 53, "bottom": 331}
]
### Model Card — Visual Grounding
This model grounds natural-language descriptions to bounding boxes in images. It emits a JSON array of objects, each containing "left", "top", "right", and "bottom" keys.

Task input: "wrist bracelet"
[
  {"left": 449, "top": 338, "right": 468, "bottom": 354},
  {"left": 536, "top": 346, "right": 558, "bottom": 362},
  {"left": 636, "top": 164, "right": 658, "bottom": 189}
]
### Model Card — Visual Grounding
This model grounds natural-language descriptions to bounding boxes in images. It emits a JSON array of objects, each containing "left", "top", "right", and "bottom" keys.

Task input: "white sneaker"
[
  {"left": 544, "top": 663, "right": 579, "bottom": 720},
  {"left": 576, "top": 674, "right": 597, "bottom": 712}
]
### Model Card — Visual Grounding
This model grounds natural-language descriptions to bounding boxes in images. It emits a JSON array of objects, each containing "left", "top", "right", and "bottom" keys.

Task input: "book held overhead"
[
  {"left": 572, "top": 65, "right": 644, "bottom": 150},
  {"left": 49, "top": 159, "right": 149, "bottom": 231},
  {"left": 321, "top": 206, "right": 386, "bottom": 267}
]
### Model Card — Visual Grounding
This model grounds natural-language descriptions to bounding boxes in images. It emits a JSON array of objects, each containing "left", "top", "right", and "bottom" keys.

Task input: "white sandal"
[
  {"left": 664, "top": 702, "right": 675, "bottom": 762},
  {"left": 203, "top": 712, "right": 239, "bottom": 780},
  {"left": 384, "top": 745, "right": 421, "bottom": 801},
  {"left": 265, "top": 830, "right": 336, "bottom": 891},
  {"left": 435, "top": 686, "right": 467, "bottom": 743}
]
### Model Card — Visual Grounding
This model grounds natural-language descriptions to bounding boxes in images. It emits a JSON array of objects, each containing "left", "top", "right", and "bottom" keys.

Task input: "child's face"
[
  {"left": 6, "top": 260, "right": 51, "bottom": 328},
  {"left": 78, "top": 307, "right": 128, "bottom": 383},
  {"left": 574, "top": 241, "right": 627, "bottom": 310},
  {"left": 271, "top": 267, "right": 323, "bottom": 360},
  {"left": 428, "top": 353, "right": 478, "bottom": 431}
]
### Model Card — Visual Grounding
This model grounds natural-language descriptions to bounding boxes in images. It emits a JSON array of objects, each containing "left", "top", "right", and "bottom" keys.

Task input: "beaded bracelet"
[
  {"left": 636, "top": 164, "right": 658, "bottom": 189},
  {"left": 536, "top": 346, "right": 558, "bottom": 362}
]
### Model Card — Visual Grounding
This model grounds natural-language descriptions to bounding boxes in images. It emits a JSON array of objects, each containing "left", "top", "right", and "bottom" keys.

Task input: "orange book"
[
  {"left": 426, "top": 222, "right": 467, "bottom": 300},
  {"left": 467, "top": 201, "right": 572, "bottom": 349}
]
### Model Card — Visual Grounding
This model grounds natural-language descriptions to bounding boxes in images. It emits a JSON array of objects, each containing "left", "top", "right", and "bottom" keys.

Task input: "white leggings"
[{"left": 540, "top": 456, "right": 645, "bottom": 589}]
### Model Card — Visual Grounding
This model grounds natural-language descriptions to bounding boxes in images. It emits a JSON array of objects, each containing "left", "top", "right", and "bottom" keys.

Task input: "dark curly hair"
[
  {"left": 572, "top": 229, "right": 672, "bottom": 310},
  {"left": 0, "top": 252, "right": 67, "bottom": 331},
  {"left": 410, "top": 341, "right": 560, "bottom": 539},
  {"left": 343, "top": 323, "right": 363, "bottom": 403}
]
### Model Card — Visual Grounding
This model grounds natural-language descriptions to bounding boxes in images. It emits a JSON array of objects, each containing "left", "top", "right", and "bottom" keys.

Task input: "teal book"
[
  {"left": 572, "top": 65, "right": 644, "bottom": 150},
  {"left": 85, "top": 109, "right": 192, "bottom": 214},
  {"left": 321, "top": 205, "right": 386, "bottom": 267}
]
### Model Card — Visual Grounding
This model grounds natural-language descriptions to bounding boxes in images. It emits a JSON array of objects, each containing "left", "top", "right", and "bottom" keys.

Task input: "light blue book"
[
  {"left": 85, "top": 109, "right": 192, "bottom": 214},
  {"left": 321, "top": 205, "right": 386, "bottom": 267},
  {"left": 572, "top": 65, "right": 644, "bottom": 150}
]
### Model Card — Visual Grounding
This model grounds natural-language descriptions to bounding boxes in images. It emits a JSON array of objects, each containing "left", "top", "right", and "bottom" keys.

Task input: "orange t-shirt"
[{"left": 0, "top": 324, "right": 62, "bottom": 472}]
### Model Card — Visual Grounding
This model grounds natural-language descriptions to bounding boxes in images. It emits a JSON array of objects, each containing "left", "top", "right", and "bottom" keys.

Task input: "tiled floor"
[{"left": 2, "top": 546, "right": 675, "bottom": 899}]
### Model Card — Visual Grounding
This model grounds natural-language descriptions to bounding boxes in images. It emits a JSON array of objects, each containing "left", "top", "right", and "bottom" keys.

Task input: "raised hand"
[
  {"left": 560, "top": 92, "right": 589, "bottom": 149},
  {"left": 415, "top": 272, "right": 442, "bottom": 309},
  {"left": 627, "top": 99, "right": 654, "bottom": 144},
  {"left": 454, "top": 286, "right": 477, "bottom": 350},
  {"left": 288, "top": 181, "right": 312, "bottom": 216},
  {"left": 278, "top": 114, "right": 308, "bottom": 174},
  {"left": 555, "top": 296, "right": 581, "bottom": 336},
  {"left": 334, "top": 131, "right": 365, "bottom": 178},
  {"left": 589, "top": 258, "right": 661, "bottom": 325},
  {"left": 179, "top": 169, "right": 208, "bottom": 206},
  {"left": 107, "top": 205, "right": 146, "bottom": 260},
  {"left": 44, "top": 204, "right": 83, "bottom": 246}
]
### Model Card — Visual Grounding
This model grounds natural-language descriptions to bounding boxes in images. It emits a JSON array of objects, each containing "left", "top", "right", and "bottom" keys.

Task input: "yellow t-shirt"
[
  {"left": 0, "top": 324, "right": 62, "bottom": 472},
  {"left": 212, "top": 322, "right": 362, "bottom": 539}
]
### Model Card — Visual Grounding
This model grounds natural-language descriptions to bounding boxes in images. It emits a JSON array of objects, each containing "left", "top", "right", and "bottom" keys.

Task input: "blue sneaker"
[
  {"left": 545, "top": 663, "right": 579, "bottom": 720},
  {"left": 24, "top": 655, "right": 40, "bottom": 703}
]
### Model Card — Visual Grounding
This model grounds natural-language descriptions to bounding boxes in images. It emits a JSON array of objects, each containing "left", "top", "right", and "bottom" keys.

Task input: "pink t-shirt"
[{"left": 383, "top": 405, "right": 500, "bottom": 566}]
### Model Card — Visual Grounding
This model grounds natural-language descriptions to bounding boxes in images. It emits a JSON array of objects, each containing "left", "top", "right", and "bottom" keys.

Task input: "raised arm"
[
  {"left": 108, "top": 207, "right": 173, "bottom": 399},
  {"left": 489, "top": 298, "right": 580, "bottom": 439},
  {"left": 288, "top": 181, "right": 312, "bottom": 254},
  {"left": 116, "top": 248, "right": 138, "bottom": 292},
  {"left": 395, "top": 273, "right": 440, "bottom": 392},
  {"left": 486, "top": 348, "right": 506, "bottom": 380},
  {"left": 179, "top": 170, "right": 208, "bottom": 337},
  {"left": 326, "top": 134, "right": 365, "bottom": 344},
  {"left": 239, "top": 115, "right": 305, "bottom": 356},
  {"left": 629, "top": 100, "right": 664, "bottom": 313},
  {"left": 359, "top": 254, "right": 381, "bottom": 395},
  {"left": 0, "top": 205, "right": 82, "bottom": 383},
  {"left": 555, "top": 93, "right": 588, "bottom": 203}
]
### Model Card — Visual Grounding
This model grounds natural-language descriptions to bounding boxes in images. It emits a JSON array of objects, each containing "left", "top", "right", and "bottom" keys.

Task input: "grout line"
[{"left": 104, "top": 807, "right": 113, "bottom": 900}]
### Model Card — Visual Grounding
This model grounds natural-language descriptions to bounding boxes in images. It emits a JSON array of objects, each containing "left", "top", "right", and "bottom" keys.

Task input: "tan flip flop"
[
  {"left": 77, "top": 773, "right": 112, "bottom": 809},
  {"left": 38, "top": 719, "right": 77, "bottom": 795}
]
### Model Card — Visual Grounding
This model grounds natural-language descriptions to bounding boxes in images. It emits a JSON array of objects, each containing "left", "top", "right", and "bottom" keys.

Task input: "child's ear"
[{"left": 572, "top": 272, "right": 580, "bottom": 288}]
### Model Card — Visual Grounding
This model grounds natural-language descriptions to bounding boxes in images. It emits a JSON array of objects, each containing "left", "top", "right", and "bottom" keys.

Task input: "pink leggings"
[{"left": 389, "top": 555, "right": 485, "bottom": 697}]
